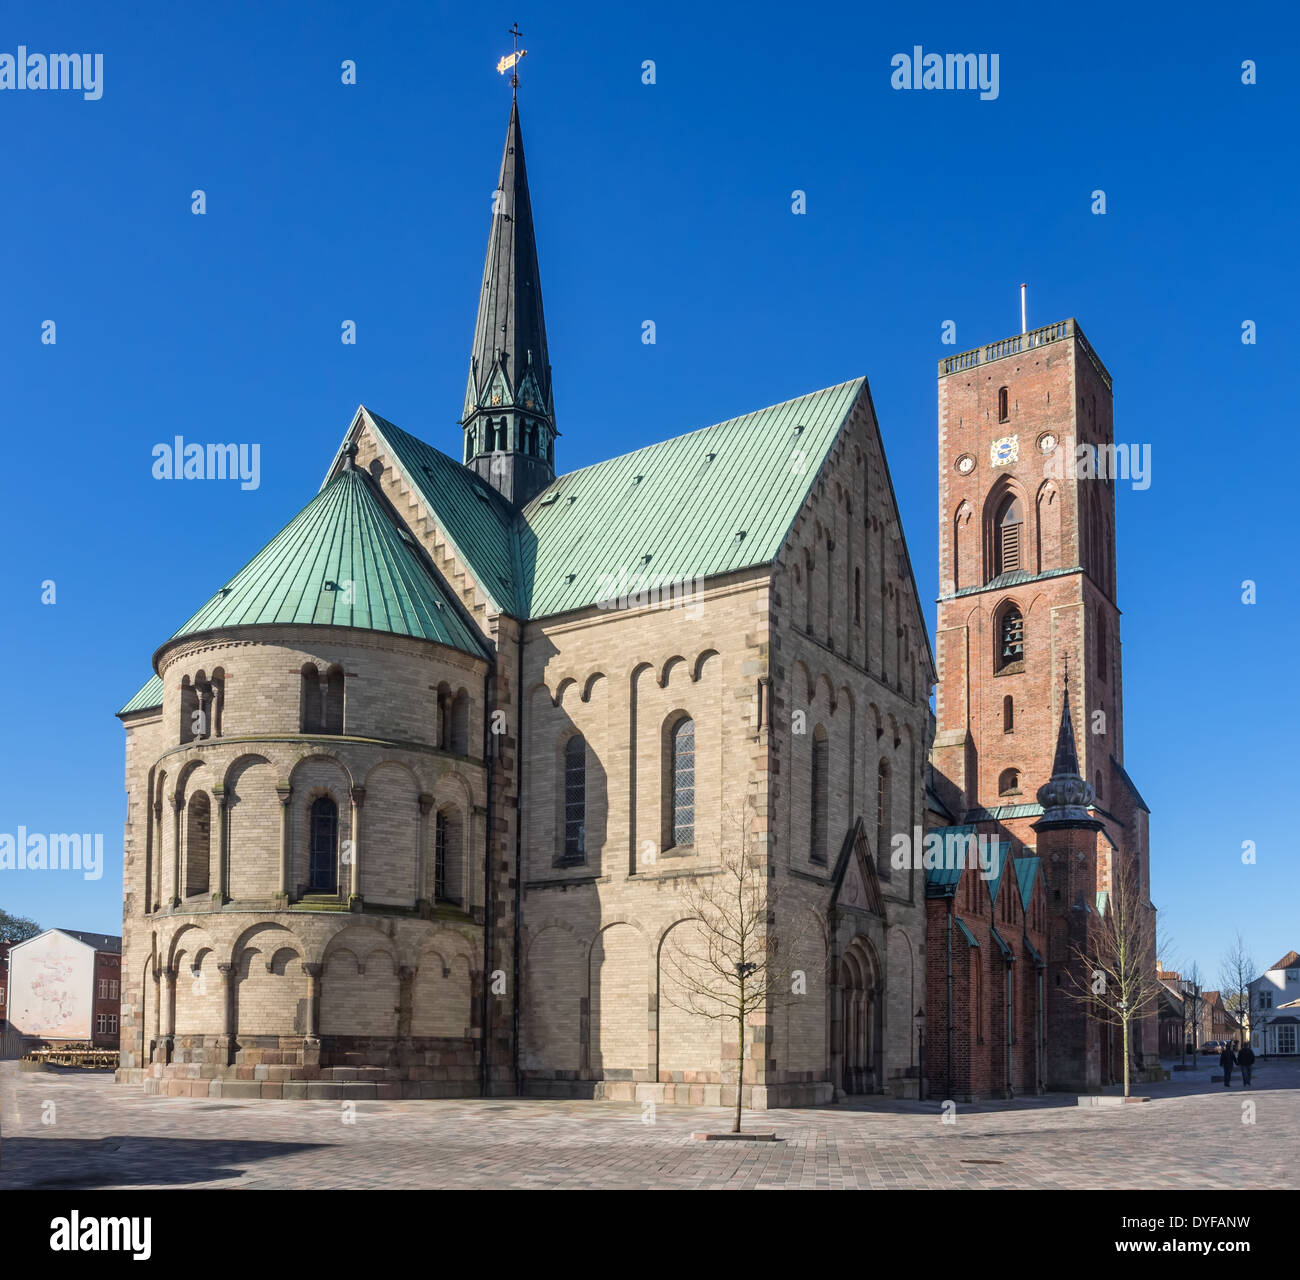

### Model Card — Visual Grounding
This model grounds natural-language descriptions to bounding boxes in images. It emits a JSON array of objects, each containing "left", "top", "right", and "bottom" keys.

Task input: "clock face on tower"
[
  {"left": 1038, "top": 432, "right": 1058, "bottom": 454},
  {"left": 955, "top": 453, "right": 975, "bottom": 475},
  {"left": 990, "top": 435, "right": 1018, "bottom": 467}
]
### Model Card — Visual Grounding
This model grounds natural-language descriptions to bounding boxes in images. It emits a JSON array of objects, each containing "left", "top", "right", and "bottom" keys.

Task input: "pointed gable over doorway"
[{"left": 829, "top": 818, "right": 886, "bottom": 919}]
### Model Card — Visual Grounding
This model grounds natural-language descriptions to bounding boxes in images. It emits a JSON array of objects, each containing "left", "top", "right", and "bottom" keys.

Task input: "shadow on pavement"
[{"left": 0, "top": 1136, "right": 330, "bottom": 1189}]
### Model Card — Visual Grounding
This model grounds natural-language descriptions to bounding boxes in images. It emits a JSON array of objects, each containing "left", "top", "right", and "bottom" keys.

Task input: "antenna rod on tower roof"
[{"left": 1020, "top": 283, "right": 1027, "bottom": 335}]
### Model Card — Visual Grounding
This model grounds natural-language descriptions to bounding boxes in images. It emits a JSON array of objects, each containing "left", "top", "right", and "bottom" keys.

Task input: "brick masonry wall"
[{"left": 930, "top": 326, "right": 1157, "bottom": 1087}]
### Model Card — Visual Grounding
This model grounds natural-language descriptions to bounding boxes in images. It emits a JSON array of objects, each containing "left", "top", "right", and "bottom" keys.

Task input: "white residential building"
[{"left": 1249, "top": 950, "right": 1300, "bottom": 1056}]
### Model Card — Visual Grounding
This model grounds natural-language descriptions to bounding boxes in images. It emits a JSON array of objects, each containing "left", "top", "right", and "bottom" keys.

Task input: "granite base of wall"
[
  {"left": 521, "top": 1076, "right": 836, "bottom": 1109},
  {"left": 117, "top": 1034, "right": 479, "bottom": 1099}
]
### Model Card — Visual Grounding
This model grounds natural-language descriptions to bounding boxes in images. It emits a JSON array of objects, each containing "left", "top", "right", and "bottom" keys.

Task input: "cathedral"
[{"left": 114, "top": 95, "right": 1149, "bottom": 1106}]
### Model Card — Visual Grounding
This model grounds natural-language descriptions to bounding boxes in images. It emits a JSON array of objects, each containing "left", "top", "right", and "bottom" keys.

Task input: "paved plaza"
[{"left": 1, "top": 1058, "right": 1297, "bottom": 1190}]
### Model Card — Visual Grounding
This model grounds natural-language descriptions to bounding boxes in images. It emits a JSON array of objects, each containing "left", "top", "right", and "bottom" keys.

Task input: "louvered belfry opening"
[{"left": 995, "top": 496, "right": 1023, "bottom": 575}]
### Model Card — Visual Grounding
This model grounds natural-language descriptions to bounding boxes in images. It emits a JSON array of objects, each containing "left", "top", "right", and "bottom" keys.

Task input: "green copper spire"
[{"left": 461, "top": 98, "right": 557, "bottom": 506}]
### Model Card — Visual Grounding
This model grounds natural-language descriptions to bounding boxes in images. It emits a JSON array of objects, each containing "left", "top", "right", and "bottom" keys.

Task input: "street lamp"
[{"left": 914, "top": 1007, "right": 926, "bottom": 1101}]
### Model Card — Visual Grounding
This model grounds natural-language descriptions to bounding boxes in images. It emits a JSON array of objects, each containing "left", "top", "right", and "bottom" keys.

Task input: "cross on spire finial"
[{"left": 509, "top": 22, "right": 524, "bottom": 96}]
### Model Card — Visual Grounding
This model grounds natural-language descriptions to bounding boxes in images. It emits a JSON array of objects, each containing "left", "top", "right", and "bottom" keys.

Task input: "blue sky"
[{"left": 1, "top": 0, "right": 1295, "bottom": 982}]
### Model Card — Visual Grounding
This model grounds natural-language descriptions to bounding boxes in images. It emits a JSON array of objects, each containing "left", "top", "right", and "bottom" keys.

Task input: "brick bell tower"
[{"left": 930, "top": 314, "right": 1155, "bottom": 1089}]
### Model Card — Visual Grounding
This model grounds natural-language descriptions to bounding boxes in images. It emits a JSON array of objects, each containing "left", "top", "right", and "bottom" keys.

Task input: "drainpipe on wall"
[
  {"left": 480, "top": 664, "right": 494, "bottom": 1099},
  {"left": 946, "top": 897, "right": 954, "bottom": 1097},
  {"left": 512, "top": 630, "right": 525, "bottom": 1097},
  {"left": 1006, "top": 960, "right": 1014, "bottom": 1097},
  {"left": 1036, "top": 965, "right": 1044, "bottom": 1092}
]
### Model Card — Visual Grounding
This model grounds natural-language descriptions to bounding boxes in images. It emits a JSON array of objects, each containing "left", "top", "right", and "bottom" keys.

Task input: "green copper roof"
[
  {"left": 517, "top": 380, "right": 865, "bottom": 618},
  {"left": 118, "top": 674, "right": 164, "bottom": 716},
  {"left": 985, "top": 837, "right": 1009, "bottom": 906},
  {"left": 354, "top": 410, "right": 523, "bottom": 616},
  {"left": 332, "top": 381, "right": 866, "bottom": 623},
  {"left": 954, "top": 918, "right": 979, "bottom": 948},
  {"left": 1014, "top": 855, "right": 1041, "bottom": 913},
  {"left": 164, "top": 467, "right": 486, "bottom": 658},
  {"left": 965, "top": 803, "right": 1044, "bottom": 822},
  {"left": 925, "top": 824, "right": 977, "bottom": 897}
]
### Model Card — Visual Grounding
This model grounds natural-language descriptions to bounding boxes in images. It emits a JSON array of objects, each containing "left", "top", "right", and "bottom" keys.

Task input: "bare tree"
[
  {"left": 1066, "top": 856, "right": 1161, "bottom": 1097},
  {"left": 659, "top": 804, "right": 822, "bottom": 1133},
  {"left": 1182, "top": 960, "right": 1205, "bottom": 1066},
  {"left": 1218, "top": 931, "right": 1256, "bottom": 1045}
]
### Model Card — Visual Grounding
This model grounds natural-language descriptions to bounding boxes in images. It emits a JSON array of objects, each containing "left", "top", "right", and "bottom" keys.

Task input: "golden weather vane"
[{"left": 496, "top": 22, "right": 527, "bottom": 95}]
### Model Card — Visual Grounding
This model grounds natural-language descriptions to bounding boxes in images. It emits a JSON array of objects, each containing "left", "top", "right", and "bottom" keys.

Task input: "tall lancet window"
[
  {"left": 563, "top": 735, "right": 587, "bottom": 863},
  {"left": 309, "top": 796, "right": 339, "bottom": 894},
  {"left": 669, "top": 716, "right": 695, "bottom": 849},
  {"left": 995, "top": 496, "right": 1023, "bottom": 575}
]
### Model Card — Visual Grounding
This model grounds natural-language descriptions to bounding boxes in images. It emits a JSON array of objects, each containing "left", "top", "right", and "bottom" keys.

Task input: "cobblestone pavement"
[{"left": 2, "top": 1059, "right": 1296, "bottom": 1190}]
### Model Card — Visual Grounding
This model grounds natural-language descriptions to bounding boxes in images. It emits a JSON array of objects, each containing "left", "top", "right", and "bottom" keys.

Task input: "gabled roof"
[
  {"left": 985, "top": 838, "right": 1010, "bottom": 906},
  {"left": 12, "top": 928, "right": 121, "bottom": 954},
  {"left": 332, "top": 380, "right": 876, "bottom": 624},
  {"left": 1268, "top": 950, "right": 1300, "bottom": 972},
  {"left": 1013, "top": 855, "right": 1041, "bottom": 913},
  {"left": 1111, "top": 755, "right": 1151, "bottom": 813},
  {"left": 59, "top": 929, "right": 121, "bottom": 953},
  {"left": 924, "top": 824, "right": 977, "bottom": 897},
  {"left": 829, "top": 818, "right": 886, "bottom": 918},
  {"left": 517, "top": 380, "right": 865, "bottom": 618},
  {"left": 353, "top": 409, "right": 523, "bottom": 615},
  {"left": 155, "top": 467, "right": 486, "bottom": 672},
  {"left": 925, "top": 782, "right": 956, "bottom": 822}
]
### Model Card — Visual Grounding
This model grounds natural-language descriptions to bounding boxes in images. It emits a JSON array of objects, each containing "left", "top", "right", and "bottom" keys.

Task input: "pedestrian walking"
[
  {"left": 1237, "top": 1041, "right": 1255, "bottom": 1087},
  {"left": 1219, "top": 1042, "right": 1236, "bottom": 1087}
]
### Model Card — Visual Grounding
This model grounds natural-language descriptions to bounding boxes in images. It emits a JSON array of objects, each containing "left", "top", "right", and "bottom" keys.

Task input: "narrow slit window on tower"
[
  {"left": 995, "top": 497, "right": 1023, "bottom": 575},
  {"left": 998, "top": 386, "right": 1009, "bottom": 422},
  {"left": 854, "top": 567, "right": 862, "bottom": 625},
  {"left": 1003, "top": 694, "right": 1014, "bottom": 733}
]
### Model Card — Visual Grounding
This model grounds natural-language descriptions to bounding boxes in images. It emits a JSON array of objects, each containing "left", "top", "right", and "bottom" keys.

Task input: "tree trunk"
[
  {"left": 733, "top": 994, "right": 745, "bottom": 1134},
  {"left": 1122, "top": 1013, "right": 1131, "bottom": 1098}
]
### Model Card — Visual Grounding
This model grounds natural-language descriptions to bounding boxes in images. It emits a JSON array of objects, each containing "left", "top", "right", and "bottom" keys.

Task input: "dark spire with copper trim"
[{"left": 460, "top": 92, "right": 556, "bottom": 506}]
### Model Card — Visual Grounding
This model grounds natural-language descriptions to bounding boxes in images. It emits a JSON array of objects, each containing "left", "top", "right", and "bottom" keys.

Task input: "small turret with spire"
[
  {"left": 1032, "top": 663, "right": 1103, "bottom": 832},
  {"left": 460, "top": 27, "right": 556, "bottom": 507}
]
